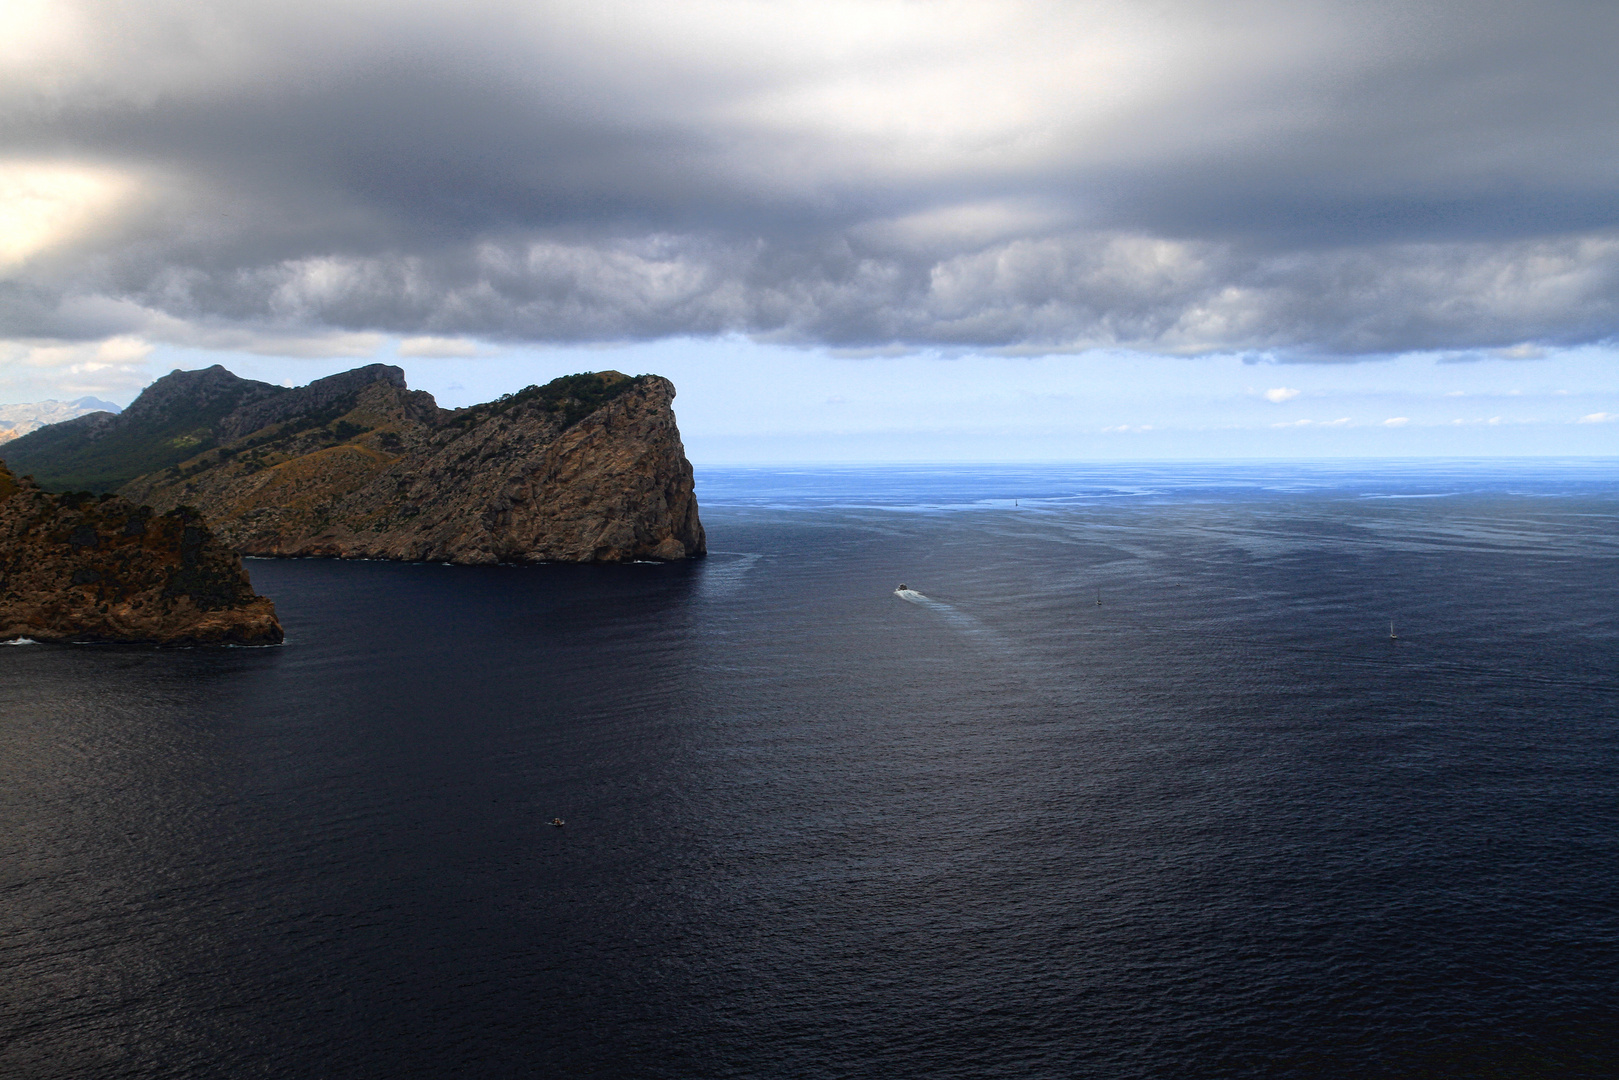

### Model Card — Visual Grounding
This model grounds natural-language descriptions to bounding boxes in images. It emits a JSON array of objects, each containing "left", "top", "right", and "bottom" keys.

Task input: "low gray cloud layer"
[{"left": 5, "top": 0, "right": 1619, "bottom": 357}]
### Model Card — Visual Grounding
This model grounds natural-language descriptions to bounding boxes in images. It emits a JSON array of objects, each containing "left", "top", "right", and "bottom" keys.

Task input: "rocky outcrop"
[
  {"left": 113, "top": 368, "right": 705, "bottom": 564},
  {"left": 214, "top": 364, "right": 407, "bottom": 443},
  {"left": 0, "top": 462, "right": 283, "bottom": 645}
]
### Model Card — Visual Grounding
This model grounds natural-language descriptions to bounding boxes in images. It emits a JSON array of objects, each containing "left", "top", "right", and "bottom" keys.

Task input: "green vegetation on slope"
[
  {"left": 456, "top": 371, "right": 644, "bottom": 431},
  {"left": 1, "top": 366, "right": 285, "bottom": 493},
  {"left": 1, "top": 407, "right": 232, "bottom": 494}
]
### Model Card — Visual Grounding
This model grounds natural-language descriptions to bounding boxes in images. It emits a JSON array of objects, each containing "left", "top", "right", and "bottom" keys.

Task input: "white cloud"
[
  {"left": 398, "top": 336, "right": 483, "bottom": 358},
  {"left": 1264, "top": 387, "right": 1301, "bottom": 403},
  {"left": 10, "top": 335, "right": 151, "bottom": 371},
  {"left": 0, "top": 335, "right": 154, "bottom": 400},
  {"left": 1577, "top": 412, "right": 1615, "bottom": 424}
]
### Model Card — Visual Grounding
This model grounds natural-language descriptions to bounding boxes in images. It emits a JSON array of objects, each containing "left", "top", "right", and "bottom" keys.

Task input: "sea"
[{"left": 2, "top": 460, "right": 1616, "bottom": 1079}]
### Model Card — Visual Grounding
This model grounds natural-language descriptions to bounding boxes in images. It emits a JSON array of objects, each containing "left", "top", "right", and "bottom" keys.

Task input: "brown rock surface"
[
  {"left": 117, "top": 369, "right": 706, "bottom": 564},
  {"left": 0, "top": 462, "right": 283, "bottom": 645}
]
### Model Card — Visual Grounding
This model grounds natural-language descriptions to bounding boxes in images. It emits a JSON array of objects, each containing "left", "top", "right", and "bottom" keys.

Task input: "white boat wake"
[
  {"left": 893, "top": 585, "right": 1008, "bottom": 644},
  {"left": 701, "top": 552, "right": 765, "bottom": 597}
]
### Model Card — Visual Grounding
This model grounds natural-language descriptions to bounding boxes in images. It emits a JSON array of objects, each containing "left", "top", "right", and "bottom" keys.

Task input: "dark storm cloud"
[{"left": 5, "top": 0, "right": 1619, "bottom": 356}]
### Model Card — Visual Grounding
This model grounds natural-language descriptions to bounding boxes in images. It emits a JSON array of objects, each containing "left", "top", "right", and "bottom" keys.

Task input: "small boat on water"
[
  {"left": 550, "top": 818, "right": 566, "bottom": 827},
  {"left": 896, "top": 583, "right": 909, "bottom": 592},
  {"left": 1389, "top": 620, "right": 1398, "bottom": 640}
]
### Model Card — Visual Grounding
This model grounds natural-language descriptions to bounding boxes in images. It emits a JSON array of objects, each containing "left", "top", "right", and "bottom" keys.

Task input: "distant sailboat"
[
  {"left": 1389, "top": 619, "right": 1398, "bottom": 640},
  {"left": 1096, "top": 588, "right": 1103, "bottom": 607}
]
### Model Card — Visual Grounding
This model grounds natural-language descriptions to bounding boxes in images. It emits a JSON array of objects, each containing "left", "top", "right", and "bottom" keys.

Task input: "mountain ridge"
[{"left": 8, "top": 365, "right": 704, "bottom": 564}]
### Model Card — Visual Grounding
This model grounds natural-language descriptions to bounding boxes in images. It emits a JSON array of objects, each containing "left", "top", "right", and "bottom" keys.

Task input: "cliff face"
[
  {"left": 0, "top": 462, "right": 283, "bottom": 645},
  {"left": 112, "top": 368, "right": 705, "bottom": 564}
]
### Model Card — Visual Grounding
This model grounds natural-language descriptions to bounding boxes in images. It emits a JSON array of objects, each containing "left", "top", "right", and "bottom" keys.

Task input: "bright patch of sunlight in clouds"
[{"left": 0, "top": 160, "right": 135, "bottom": 269}]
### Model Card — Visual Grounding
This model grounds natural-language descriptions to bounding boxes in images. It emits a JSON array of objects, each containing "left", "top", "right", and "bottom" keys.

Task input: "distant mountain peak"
[
  {"left": 0, "top": 398, "right": 122, "bottom": 444},
  {"left": 69, "top": 397, "right": 122, "bottom": 414}
]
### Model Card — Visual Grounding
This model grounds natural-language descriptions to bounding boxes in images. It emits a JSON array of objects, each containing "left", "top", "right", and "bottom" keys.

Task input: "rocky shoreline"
[{"left": 0, "top": 462, "right": 283, "bottom": 646}]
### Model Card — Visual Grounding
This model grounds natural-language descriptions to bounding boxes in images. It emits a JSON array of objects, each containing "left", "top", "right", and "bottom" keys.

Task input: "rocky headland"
[
  {"left": 6, "top": 365, "right": 705, "bottom": 565},
  {"left": 0, "top": 462, "right": 283, "bottom": 645}
]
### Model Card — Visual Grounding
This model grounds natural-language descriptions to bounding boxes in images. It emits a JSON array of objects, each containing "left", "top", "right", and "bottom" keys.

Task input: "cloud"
[
  {"left": 827, "top": 345, "right": 920, "bottom": 359},
  {"left": 1382, "top": 417, "right": 1410, "bottom": 426},
  {"left": 230, "top": 332, "right": 386, "bottom": 358},
  {"left": 1269, "top": 417, "right": 1350, "bottom": 428},
  {"left": 7, "top": 1, "right": 1619, "bottom": 357},
  {"left": 398, "top": 336, "right": 483, "bottom": 358},
  {"left": 137, "top": 324, "right": 386, "bottom": 358},
  {"left": 1577, "top": 412, "right": 1615, "bottom": 424},
  {"left": 1264, "top": 387, "right": 1301, "bottom": 403},
  {"left": 0, "top": 160, "right": 140, "bottom": 271},
  {"left": 0, "top": 335, "right": 154, "bottom": 399}
]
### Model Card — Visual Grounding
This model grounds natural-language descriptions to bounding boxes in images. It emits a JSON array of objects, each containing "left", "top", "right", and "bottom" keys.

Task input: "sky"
[{"left": 2, "top": 0, "right": 1616, "bottom": 461}]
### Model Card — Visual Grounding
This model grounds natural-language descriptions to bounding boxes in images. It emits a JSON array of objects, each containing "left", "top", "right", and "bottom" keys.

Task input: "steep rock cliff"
[
  {"left": 111, "top": 368, "right": 704, "bottom": 564},
  {"left": 0, "top": 462, "right": 283, "bottom": 645}
]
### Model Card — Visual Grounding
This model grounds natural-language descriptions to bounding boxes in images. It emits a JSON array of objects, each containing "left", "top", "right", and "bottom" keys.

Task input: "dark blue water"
[{"left": 4, "top": 461, "right": 1617, "bottom": 1078}]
